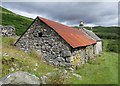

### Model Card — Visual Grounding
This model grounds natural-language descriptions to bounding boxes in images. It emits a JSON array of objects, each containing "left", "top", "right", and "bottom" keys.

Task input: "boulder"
[
  {"left": 65, "top": 57, "right": 70, "bottom": 63},
  {"left": 0, "top": 71, "right": 41, "bottom": 84},
  {"left": 56, "top": 57, "right": 62, "bottom": 62},
  {"left": 62, "top": 50, "right": 71, "bottom": 57}
]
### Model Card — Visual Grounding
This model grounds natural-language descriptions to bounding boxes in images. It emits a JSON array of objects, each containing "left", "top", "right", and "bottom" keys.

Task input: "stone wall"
[
  {"left": 15, "top": 18, "right": 95, "bottom": 68},
  {"left": 1, "top": 26, "right": 16, "bottom": 36},
  {"left": 16, "top": 18, "right": 72, "bottom": 67},
  {"left": 70, "top": 45, "right": 95, "bottom": 67},
  {"left": 94, "top": 41, "right": 102, "bottom": 55}
]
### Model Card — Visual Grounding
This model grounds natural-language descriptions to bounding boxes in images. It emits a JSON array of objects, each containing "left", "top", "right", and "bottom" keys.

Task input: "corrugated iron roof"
[
  {"left": 82, "top": 28, "right": 102, "bottom": 41},
  {"left": 38, "top": 16, "right": 96, "bottom": 48}
]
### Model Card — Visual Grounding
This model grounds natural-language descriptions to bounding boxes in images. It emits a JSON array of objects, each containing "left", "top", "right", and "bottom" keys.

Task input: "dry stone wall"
[{"left": 1, "top": 26, "right": 16, "bottom": 36}]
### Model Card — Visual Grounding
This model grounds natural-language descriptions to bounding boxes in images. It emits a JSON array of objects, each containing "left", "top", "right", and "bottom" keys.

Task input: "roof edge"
[{"left": 14, "top": 17, "right": 38, "bottom": 45}]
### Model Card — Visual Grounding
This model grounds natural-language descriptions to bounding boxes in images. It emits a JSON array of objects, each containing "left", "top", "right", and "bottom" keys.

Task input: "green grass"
[
  {"left": 92, "top": 26, "right": 119, "bottom": 39},
  {"left": 67, "top": 52, "right": 118, "bottom": 84},
  {"left": 1, "top": 37, "right": 55, "bottom": 79},
  {"left": 1, "top": 37, "right": 118, "bottom": 84},
  {"left": 67, "top": 39, "right": 118, "bottom": 84},
  {"left": 1, "top": 6, "right": 33, "bottom": 36}
]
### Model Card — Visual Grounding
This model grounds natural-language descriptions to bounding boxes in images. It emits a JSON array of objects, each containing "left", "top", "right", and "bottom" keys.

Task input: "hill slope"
[{"left": 1, "top": 6, "right": 33, "bottom": 35}]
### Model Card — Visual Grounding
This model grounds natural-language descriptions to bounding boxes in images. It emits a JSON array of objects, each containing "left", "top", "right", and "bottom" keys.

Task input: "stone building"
[
  {"left": 81, "top": 28, "right": 102, "bottom": 55},
  {"left": 15, "top": 16, "right": 101, "bottom": 68},
  {"left": 1, "top": 26, "right": 16, "bottom": 36}
]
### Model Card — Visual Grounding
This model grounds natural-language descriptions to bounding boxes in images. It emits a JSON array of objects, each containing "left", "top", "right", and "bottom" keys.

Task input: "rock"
[
  {"left": 48, "top": 60, "right": 54, "bottom": 65},
  {"left": 9, "top": 67, "right": 14, "bottom": 72},
  {"left": 56, "top": 57, "right": 62, "bottom": 62},
  {"left": 53, "top": 60, "right": 59, "bottom": 66},
  {"left": 59, "top": 62, "right": 65, "bottom": 67},
  {"left": 40, "top": 76, "right": 47, "bottom": 84},
  {"left": 3, "top": 53, "right": 9, "bottom": 57},
  {"left": 72, "top": 73, "right": 82, "bottom": 80},
  {"left": 35, "top": 63, "right": 38, "bottom": 67},
  {"left": 1, "top": 71, "right": 41, "bottom": 84},
  {"left": 65, "top": 63, "right": 72, "bottom": 68},
  {"left": 33, "top": 68, "right": 38, "bottom": 71},
  {"left": 65, "top": 57, "right": 70, "bottom": 63},
  {"left": 63, "top": 69, "right": 67, "bottom": 74},
  {"left": 62, "top": 50, "right": 71, "bottom": 57},
  {"left": 68, "top": 67, "right": 74, "bottom": 72}
]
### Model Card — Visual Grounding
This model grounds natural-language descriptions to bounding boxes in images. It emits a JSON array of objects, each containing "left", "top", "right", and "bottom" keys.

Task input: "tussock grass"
[{"left": 46, "top": 69, "right": 67, "bottom": 84}]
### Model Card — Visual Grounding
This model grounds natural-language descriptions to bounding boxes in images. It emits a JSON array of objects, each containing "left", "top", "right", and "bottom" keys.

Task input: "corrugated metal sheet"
[
  {"left": 82, "top": 28, "right": 102, "bottom": 41},
  {"left": 38, "top": 16, "right": 96, "bottom": 48}
]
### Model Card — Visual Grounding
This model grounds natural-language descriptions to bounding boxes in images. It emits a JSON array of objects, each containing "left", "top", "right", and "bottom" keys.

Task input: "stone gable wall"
[{"left": 16, "top": 18, "right": 73, "bottom": 67}]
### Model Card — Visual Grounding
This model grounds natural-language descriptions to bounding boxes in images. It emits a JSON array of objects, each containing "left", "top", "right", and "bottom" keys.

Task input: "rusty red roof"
[{"left": 38, "top": 16, "right": 96, "bottom": 48}]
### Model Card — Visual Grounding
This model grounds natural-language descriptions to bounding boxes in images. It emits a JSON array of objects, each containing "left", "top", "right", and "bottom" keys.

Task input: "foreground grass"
[
  {"left": 1, "top": 37, "right": 55, "bottom": 79},
  {"left": 1, "top": 37, "right": 118, "bottom": 84},
  {"left": 67, "top": 39, "right": 118, "bottom": 84},
  {"left": 67, "top": 52, "right": 118, "bottom": 84}
]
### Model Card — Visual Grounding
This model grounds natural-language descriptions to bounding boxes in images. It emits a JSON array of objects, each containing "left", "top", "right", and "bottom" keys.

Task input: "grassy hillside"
[
  {"left": 1, "top": 37, "right": 118, "bottom": 84},
  {"left": 68, "top": 52, "right": 118, "bottom": 84},
  {"left": 92, "top": 26, "right": 119, "bottom": 39},
  {"left": 1, "top": 37, "right": 55, "bottom": 79},
  {"left": 1, "top": 6, "right": 33, "bottom": 35}
]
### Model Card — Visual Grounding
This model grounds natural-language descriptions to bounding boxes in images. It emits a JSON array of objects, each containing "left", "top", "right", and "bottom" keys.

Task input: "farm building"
[
  {"left": 81, "top": 28, "right": 102, "bottom": 55},
  {"left": 15, "top": 16, "right": 102, "bottom": 68}
]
